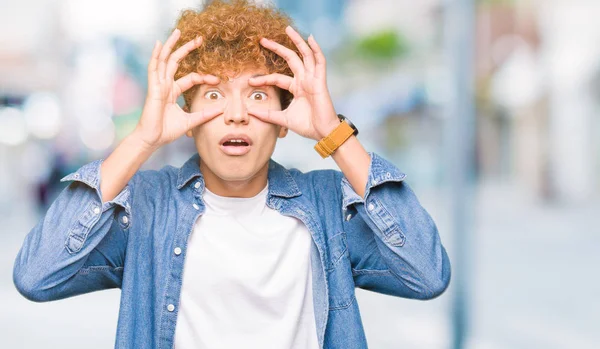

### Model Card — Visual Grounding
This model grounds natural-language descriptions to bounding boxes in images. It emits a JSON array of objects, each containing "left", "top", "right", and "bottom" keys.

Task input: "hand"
[
  {"left": 247, "top": 26, "right": 340, "bottom": 141},
  {"left": 133, "top": 29, "right": 225, "bottom": 150}
]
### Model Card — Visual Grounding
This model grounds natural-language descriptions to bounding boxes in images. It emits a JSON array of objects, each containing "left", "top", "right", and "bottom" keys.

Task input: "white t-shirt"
[{"left": 174, "top": 182, "right": 319, "bottom": 349}]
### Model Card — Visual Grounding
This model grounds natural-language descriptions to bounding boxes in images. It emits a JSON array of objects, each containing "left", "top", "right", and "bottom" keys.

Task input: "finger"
[
  {"left": 158, "top": 29, "right": 181, "bottom": 81},
  {"left": 307, "top": 34, "right": 326, "bottom": 80},
  {"left": 248, "top": 73, "right": 293, "bottom": 91},
  {"left": 186, "top": 103, "right": 228, "bottom": 130},
  {"left": 285, "top": 26, "right": 315, "bottom": 75},
  {"left": 166, "top": 36, "right": 203, "bottom": 81},
  {"left": 247, "top": 107, "right": 287, "bottom": 128},
  {"left": 174, "top": 73, "right": 220, "bottom": 99},
  {"left": 260, "top": 37, "right": 304, "bottom": 77},
  {"left": 147, "top": 40, "right": 162, "bottom": 86}
]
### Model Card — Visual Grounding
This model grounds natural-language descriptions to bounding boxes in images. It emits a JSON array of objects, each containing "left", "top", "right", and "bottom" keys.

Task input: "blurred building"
[{"left": 1, "top": 1, "right": 599, "bottom": 349}]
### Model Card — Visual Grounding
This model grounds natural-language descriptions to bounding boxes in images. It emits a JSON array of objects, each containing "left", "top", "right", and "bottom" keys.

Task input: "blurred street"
[{"left": 2, "top": 0, "right": 600, "bottom": 348}]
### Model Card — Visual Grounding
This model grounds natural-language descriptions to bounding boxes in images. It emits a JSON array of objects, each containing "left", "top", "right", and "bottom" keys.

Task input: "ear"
[
  {"left": 183, "top": 105, "right": 193, "bottom": 138},
  {"left": 278, "top": 126, "right": 288, "bottom": 138}
]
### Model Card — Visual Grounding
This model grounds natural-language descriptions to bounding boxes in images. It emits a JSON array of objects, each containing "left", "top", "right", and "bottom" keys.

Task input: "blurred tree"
[
  {"left": 355, "top": 29, "right": 409, "bottom": 61},
  {"left": 331, "top": 28, "right": 410, "bottom": 73}
]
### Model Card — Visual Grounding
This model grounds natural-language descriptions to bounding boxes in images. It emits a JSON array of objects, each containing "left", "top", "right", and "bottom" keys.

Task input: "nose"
[{"left": 224, "top": 97, "right": 249, "bottom": 125}]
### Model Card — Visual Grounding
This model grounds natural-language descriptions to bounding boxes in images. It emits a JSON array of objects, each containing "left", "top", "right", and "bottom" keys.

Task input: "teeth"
[{"left": 223, "top": 139, "right": 248, "bottom": 145}]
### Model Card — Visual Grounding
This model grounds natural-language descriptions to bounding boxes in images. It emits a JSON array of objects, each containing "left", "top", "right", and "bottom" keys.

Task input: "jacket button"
[
  {"left": 174, "top": 247, "right": 182, "bottom": 255},
  {"left": 167, "top": 304, "right": 175, "bottom": 312},
  {"left": 194, "top": 182, "right": 201, "bottom": 189},
  {"left": 368, "top": 203, "right": 375, "bottom": 211},
  {"left": 122, "top": 215, "right": 129, "bottom": 224},
  {"left": 193, "top": 203, "right": 200, "bottom": 210},
  {"left": 345, "top": 213, "right": 352, "bottom": 221},
  {"left": 93, "top": 207, "right": 100, "bottom": 214}
]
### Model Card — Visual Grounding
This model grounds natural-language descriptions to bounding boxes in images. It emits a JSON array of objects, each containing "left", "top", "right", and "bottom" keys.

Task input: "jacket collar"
[{"left": 176, "top": 152, "right": 301, "bottom": 198}]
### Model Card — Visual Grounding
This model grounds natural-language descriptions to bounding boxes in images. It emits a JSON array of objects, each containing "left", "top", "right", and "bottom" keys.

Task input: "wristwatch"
[
  {"left": 314, "top": 114, "right": 359, "bottom": 158},
  {"left": 337, "top": 114, "right": 358, "bottom": 136}
]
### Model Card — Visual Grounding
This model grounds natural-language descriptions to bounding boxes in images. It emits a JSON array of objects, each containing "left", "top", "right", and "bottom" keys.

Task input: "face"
[{"left": 186, "top": 69, "right": 288, "bottom": 195}]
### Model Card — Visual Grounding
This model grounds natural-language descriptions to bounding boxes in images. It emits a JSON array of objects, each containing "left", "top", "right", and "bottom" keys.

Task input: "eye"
[
  {"left": 204, "top": 90, "right": 224, "bottom": 100},
  {"left": 250, "top": 91, "right": 268, "bottom": 101}
]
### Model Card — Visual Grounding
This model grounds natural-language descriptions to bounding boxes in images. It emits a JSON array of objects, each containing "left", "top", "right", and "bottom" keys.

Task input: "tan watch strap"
[{"left": 314, "top": 120, "right": 355, "bottom": 158}]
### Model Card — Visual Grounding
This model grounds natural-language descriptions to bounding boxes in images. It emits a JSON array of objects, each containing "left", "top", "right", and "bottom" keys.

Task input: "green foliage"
[{"left": 354, "top": 29, "right": 409, "bottom": 61}]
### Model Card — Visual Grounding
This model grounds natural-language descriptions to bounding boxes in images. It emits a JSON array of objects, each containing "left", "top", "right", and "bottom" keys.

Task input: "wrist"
[
  {"left": 316, "top": 118, "right": 341, "bottom": 140},
  {"left": 128, "top": 129, "right": 161, "bottom": 155}
]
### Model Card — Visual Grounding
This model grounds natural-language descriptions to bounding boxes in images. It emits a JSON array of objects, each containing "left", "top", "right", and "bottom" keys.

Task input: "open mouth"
[
  {"left": 219, "top": 134, "right": 253, "bottom": 156},
  {"left": 222, "top": 139, "right": 249, "bottom": 147}
]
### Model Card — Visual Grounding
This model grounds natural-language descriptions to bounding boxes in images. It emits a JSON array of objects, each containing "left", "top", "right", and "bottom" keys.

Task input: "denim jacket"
[{"left": 13, "top": 151, "right": 451, "bottom": 349}]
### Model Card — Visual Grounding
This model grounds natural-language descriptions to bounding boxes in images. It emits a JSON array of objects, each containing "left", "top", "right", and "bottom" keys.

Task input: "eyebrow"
[{"left": 201, "top": 73, "right": 273, "bottom": 90}]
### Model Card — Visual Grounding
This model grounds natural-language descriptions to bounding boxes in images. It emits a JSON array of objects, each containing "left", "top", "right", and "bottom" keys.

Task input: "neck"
[{"left": 199, "top": 159, "right": 269, "bottom": 198}]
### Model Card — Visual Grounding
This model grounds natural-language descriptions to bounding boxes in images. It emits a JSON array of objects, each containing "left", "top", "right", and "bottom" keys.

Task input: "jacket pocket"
[{"left": 326, "top": 231, "right": 355, "bottom": 310}]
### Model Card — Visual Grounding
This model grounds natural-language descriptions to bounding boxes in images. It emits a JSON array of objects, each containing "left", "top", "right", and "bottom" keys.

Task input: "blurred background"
[{"left": 1, "top": 0, "right": 599, "bottom": 348}]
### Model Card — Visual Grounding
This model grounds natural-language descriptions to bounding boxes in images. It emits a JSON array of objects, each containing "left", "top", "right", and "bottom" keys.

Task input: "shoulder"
[
  {"left": 131, "top": 163, "right": 180, "bottom": 195},
  {"left": 286, "top": 165, "right": 344, "bottom": 198},
  {"left": 288, "top": 166, "right": 342, "bottom": 184}
]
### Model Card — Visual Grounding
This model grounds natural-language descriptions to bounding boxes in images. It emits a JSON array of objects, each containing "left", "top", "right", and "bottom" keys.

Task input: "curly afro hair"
[{"left": 173, "top": 0, "right": 302, "bottom": 110}]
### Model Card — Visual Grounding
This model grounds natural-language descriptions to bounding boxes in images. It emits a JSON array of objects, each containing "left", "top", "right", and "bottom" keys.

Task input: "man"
[{"left": 13, "top": 0, "right": 451, "bottom": 348}]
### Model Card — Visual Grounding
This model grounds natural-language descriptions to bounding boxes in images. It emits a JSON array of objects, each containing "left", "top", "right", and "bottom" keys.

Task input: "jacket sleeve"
[
  {"left": 13, "top": 158, "right": 134, "bottom": 302},
  {"left": 340, "top": 152, "right": 451, "bottom": 300}
]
